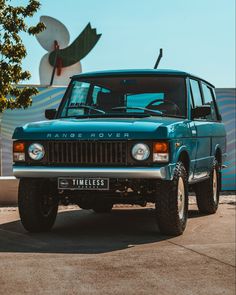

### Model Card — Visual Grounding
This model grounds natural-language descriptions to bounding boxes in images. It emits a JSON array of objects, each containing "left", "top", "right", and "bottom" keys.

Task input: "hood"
[{"left": 12, "top": 117, "right": 189, "bottom": 140}]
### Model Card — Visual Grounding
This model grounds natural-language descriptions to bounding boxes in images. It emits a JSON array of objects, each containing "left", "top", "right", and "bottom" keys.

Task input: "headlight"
[
  {"left": 131, "top": 143, "right": 150, "bottom": 161},
  {"left": 28, "top": 143, "right": 45, "bottom": 160}
]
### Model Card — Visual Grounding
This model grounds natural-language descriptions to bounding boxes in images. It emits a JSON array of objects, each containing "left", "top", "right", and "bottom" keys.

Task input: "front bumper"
[{"left": 13, "top": 166, "right": 170, "bottom": 179}]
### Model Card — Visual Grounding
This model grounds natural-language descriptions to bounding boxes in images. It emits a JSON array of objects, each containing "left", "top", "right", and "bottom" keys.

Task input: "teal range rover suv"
[{"left": 12, "top": 69, "right": 227, "bottom": 235}]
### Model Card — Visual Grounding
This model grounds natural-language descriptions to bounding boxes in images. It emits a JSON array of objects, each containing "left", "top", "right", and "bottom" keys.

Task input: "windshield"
[{"left": 59, "top": 76, "right": 186, "bottom": 118}]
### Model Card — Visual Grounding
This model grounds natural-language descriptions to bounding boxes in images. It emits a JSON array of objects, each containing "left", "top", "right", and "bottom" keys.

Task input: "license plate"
[{"left": 58, "top": 177, "right": 109, "bottom": 190}]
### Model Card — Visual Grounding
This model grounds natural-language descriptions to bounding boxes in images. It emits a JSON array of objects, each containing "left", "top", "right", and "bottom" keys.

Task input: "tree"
[{"left": 0, "top": 0, "right": 45, "bottom": 113}]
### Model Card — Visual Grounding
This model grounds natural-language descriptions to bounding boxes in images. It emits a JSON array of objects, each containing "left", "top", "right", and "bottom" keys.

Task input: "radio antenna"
[{"left": 154, "top": 48, "right": 163, "bottom": 69}]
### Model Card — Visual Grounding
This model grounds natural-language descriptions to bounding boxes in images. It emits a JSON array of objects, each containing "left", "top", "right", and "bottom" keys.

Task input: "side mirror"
[
  {"left": 192, "top": 105, "right": 211, "bottom": 119},
  {"left": 45, "top": 109, "right": 57, "bottom": 120}
]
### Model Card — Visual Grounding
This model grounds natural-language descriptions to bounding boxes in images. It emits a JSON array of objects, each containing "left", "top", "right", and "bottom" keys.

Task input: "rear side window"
[
  {"left": 190, "top": 79, "right": 202, "bottom": 107},
  {"left": 201, "top": 83, "right": 218, "bottom": 121}
]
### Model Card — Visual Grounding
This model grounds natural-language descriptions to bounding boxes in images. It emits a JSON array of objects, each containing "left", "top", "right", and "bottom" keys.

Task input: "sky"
[{"left": 18, "top": 0, "right": 235, "bottom": 87}]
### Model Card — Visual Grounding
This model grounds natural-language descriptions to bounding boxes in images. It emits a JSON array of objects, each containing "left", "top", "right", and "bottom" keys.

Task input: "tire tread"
[
  {"left": 18, "top": 179, "right": 58, "bottom": 232},
  {"left": 155, "top": 162, "right": 188, "bottom": 236},
  {"left": 195, "top": 160, "right": 219, "bottom": 214}
]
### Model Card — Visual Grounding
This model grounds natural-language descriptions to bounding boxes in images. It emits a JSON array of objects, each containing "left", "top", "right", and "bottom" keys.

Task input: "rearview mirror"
[
  {"left": 191, "top": 105, "right": 211, "bottom": 119},
  {"left": 45, "top": 109, "right": 57, "bottom": 120}
]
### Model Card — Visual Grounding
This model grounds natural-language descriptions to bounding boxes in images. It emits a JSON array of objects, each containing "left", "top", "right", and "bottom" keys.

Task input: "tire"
[
  {"left": 194, "top": 159, "right": 220, "bottom": 214},
  {"left": 18, "top": 179, "right": 58, "bottom": 233},
  {"left": 155, "top": 162, "right": 188, "bottom": 236},
  {"left": 92, "top": 203, "right": 113, "bottom": 213}
]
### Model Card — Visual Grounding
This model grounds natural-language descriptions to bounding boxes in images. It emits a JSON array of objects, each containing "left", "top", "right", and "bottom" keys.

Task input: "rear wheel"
[
  {"left": 194, "top": 159, "right": 220, "bottom": 214},
  {"left": 18, "top": 179, "right": 58, "bottom": 232},
  {"left": 155, "top": 162, "right": 188, "bottom": 236}
]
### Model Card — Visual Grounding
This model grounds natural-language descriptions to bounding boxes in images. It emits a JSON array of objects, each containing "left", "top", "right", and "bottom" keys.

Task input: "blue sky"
[{"left": 19, "top": 0, "right": 235, "bottom": 87}]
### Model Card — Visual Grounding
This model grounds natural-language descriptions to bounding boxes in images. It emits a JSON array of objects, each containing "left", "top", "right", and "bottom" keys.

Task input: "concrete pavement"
[
  {"left": 0, "top": 177, "right": 19, "bottom": 206},
  {"left": 0, "top": 196, "right": 235, "bottom": 295}
]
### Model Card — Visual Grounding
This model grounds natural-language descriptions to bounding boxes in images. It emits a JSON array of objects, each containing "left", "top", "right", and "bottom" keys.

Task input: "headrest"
[{"left": 96, "top": 92, "right": 123, "bottom": 112}]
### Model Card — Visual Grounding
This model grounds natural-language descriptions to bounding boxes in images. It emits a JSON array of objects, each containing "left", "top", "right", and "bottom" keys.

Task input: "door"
[
  {"left": 201, "top": 82, "right": 226, "bottom": 165},
  {"left": 190, "top": 79, "right": 212, "bottom": 179}
]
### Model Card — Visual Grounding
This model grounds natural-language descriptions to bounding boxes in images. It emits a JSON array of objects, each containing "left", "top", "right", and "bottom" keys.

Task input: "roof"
[
  {"left": 73, "top": 69, "right": 190, "bottom": 78},
  {"left": 72, "top": 69, "right": 215, "bottom": 88}
]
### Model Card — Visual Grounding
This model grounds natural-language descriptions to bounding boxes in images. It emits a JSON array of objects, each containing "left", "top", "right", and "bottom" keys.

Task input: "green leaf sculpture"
[{"left": 49, "top": 23, "right": 102, "bottom": 68}]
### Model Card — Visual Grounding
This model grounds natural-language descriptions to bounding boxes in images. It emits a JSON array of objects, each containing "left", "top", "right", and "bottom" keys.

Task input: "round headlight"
[
  {"left": 131, "top": 143, "right": 150, "bottom": 161},
  {"left": 28, "top": 143, "right": 45, "bottom": 160}
]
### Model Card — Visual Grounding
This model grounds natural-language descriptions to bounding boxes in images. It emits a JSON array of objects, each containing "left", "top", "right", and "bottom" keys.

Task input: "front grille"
[{"left": 47, "top": 141, "right": 128, "bottom": 165}]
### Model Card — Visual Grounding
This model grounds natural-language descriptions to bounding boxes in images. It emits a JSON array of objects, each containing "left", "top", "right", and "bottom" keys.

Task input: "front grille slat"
[
  {"left": 66, "top": 142, "right": 69, "bottom": 163},
  {"left": 56, "top": 142, "right": 60, "bottom": 163},
  {"left": 47, "top": 141, "right": 127, "bottom": 165},
  {"left": 104, "top": 142, "right": 108, "bottom": 163},
  {"left": 94, "top": 142, "right": 98, "bottom": 163},
  {"left": 51, "top": 141, "right": 55, "bottom": 162},
  {"left": 99, "top": 143, "right": 103, "bottom": 163},
  {"left": 119, "top": 142, "right": 122, "bottom": 163},
  {"left": 74, "top": 141, "right": 77, "bottom": 163},
  {"left": 61, "top": 142, "right": 64, "bottom": 163}
]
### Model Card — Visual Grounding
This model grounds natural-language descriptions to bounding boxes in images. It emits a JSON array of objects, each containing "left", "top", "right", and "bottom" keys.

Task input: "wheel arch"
[
  {"left": 178, "top": 150, "right": 190, "bottom": 177},
  {"left": 214, "top": 145, "right": 222, "bottom": 166},
  {"left": 214, "top": 145, "right": 222, "bottom": 191}
]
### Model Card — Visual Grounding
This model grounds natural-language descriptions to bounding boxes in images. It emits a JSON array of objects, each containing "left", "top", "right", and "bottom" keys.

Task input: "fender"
[{"left": 169, "top": 144, "right": 192, "bottom": 180}]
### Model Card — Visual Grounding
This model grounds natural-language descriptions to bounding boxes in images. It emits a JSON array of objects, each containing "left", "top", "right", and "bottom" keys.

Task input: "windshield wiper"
[
  {"left": 112, "top": 106, "right": 163, "bottom": 116},
  {"left": 66, "top": 104, "right": 106, "bottom": 114}
]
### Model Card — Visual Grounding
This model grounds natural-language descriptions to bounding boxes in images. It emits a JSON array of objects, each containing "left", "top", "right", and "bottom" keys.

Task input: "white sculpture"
[{"left": 36, "top": 16, "right": 101, "bottom": 86}]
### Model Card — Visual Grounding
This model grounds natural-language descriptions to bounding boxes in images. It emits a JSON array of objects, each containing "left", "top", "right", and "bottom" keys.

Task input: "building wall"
[
  {"left": 215, "top": 89, "right": 236, "bottom": 190},
  {"left": 0, "top": 87, "right": 66, "bottom": 176},
  {"left": 0, "top": 87, "right": 235, "bottom": 190}
]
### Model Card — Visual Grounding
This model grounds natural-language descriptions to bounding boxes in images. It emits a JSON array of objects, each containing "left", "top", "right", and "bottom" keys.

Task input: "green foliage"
[{"left": 0, "top": 0, "right": 45, "bottom": 112}]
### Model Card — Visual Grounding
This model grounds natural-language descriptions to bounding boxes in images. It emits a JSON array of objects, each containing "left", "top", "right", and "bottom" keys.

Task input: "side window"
[
  {"left": 201, "top": 83, "right": 218, "bottom": 121},
  {"left": 69, "top": 81, "right": 90, "bottom": 105},
  {"left": 61, "top": 81, "right": 90, "bottom": 117},
  {"left": 190, "top": 79, "right": 203, "bottom": 107},
  {"left": 189, "top": 85, "right": 194, "bottom": 109}
]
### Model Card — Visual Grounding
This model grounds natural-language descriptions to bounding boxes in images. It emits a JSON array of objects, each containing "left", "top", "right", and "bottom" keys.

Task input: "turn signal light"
[
  {"left": 153, "top": 141, "right": 169, "bottom": 163},
  {"left": 153, "top": 142, "right": 169, "bottom": 153},
  {"left": 13, "top": 142, "right": 25, "bottom": 162},
  {"left": 13, "top": 142, "right": 25, "bottom": 152}
]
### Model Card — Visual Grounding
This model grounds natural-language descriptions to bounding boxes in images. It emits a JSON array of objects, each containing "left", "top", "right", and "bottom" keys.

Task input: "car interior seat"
[
  {"left": 146, "top": 95, "right": 181, "bottom": 116},
  {"left": 96, "top": 92, "right": 124, "bottom": 112}
]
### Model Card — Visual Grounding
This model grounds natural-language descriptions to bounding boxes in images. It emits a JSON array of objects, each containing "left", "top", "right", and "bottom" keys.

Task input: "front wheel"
[
  {"left": 18, "top": 179, "right": 58, "bottom": 232},
  {"left": 155, "top": 162, "right": 188, "bottom": 236}
]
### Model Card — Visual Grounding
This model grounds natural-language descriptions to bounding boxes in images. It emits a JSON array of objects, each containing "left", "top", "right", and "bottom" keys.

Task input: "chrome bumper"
[{"left": 13, "top": 166, "right": 167, "bottom": 179}]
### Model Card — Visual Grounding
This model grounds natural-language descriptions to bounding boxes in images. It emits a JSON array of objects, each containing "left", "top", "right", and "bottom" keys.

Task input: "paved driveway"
[{"left": 0, "top": 197, "right": 235, "bottom": 295}]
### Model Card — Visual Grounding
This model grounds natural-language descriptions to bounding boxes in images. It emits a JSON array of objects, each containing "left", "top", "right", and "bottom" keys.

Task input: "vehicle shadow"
[{"left": 0, "top": 207, "right": 201, "bottom": 254}]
